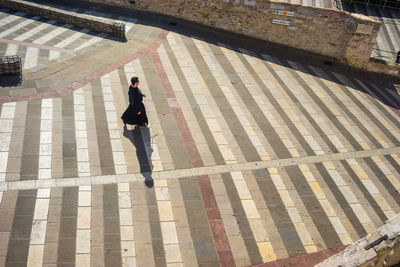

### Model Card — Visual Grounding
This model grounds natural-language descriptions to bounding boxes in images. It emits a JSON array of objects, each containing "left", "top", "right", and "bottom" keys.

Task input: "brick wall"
[
  {"left": 82, "top": 0, "right": 380, "bottom": 68},
  {"left": 0, "top": 0, "right": 381, "bottom": 68}
]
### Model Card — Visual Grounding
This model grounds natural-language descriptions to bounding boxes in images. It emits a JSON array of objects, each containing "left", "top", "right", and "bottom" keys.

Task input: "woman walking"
[{"left": 121, "top": 76, "right": 149, "bottom": 127}]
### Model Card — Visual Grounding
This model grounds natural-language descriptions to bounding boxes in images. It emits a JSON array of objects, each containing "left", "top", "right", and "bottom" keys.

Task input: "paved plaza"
[{"left": 0, "top": 3, "right": 400, "bottom": 267}]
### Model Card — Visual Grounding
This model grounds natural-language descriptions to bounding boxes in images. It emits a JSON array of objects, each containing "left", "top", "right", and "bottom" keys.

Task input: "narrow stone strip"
[
  {"left": 167, "top": 178, "right": 199, "bottom": 266},
  {"left": 179, "top": 178, "right": 220, "bottom": 266},
  {"left": 152, "top": 37, "right": 235, "bottom": 266},
  {"left": 6, "top": 100, "right": 40, "bottom": 264},
  {"left": 57, "top": 187, "right": 78, "bottom": 265},
  {"left": 26, "top": 98, "right": 52, "bottom": 266},
  {"left": 62, "top": 93, "right": 78, "bottom": 178},
  {"left": 27, "top": 188, "right": 50, "bottom": 266},
  {"left": 91, "top": 185, "right": 105, "bottom": 267},
  {"left": 76, "top": 185, "right": 91, "bottom": 265},
  {"left": 144, "top": 174, "right": 166, "bottom": 265},
  {"left": 6, "top": 189, "right": 37, "bottom": 265},
  {"left": 101, "top": 74, "right": 127, "bottom": 175},
  {"left": 0, "top": 102, "right": 16, "bottom": 187},
  {"left": 130, "top": 182, "right": 155, "bottom": 266},
  {"left": 42, "top": 188, "right": 62, "bottom": 265},
  {"left": 117, "top": 183, "right": 136, "bottom": 266},
  {"left": 92, "top": 79, "right": 115, "bottom": 175},
  {"left": 38, "top": 99, "right": 53, "bottom": 180},
  {"left": 51, "top": 98, "right": 63, "bottom": 179},
  {"left": 74, "top": 87, "right": 90, "bottom": 177},
  {"left": 3, "top": 146, "right": 400, "bottom": 192},
  {"left": 82, "top": 84, "right": 102, "bottom": 176},
  {"left": 103, "top": 184, "right": 122, "bottom": 266},
  {"left": 21, "top": 100, "right": 41, "bottom": 181},
  {"left": 0, "top": 191, "right": 18, "bottom": 266},
  {"left": 155, "top": 180, "right": 183, "bottom": 265}
]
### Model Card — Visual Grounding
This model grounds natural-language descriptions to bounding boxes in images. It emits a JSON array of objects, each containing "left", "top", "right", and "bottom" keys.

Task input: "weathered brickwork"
[
  {"left": 81, "top": 0, "right": 380, "bottom": 68},
  {"left": 0, "top": 0, "right": 126, "bottom": 38},
  {"left": 0, "top": 0, "right": 385, "bottom": 70}
]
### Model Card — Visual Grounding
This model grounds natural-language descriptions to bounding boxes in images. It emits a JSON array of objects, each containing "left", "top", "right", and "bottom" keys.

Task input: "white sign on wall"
[
  {"left": 272, "top": 19, "right": 291, "bottom": 26},
  {"left": 275, "top": 10, "right": 295, "bottom": 16}
]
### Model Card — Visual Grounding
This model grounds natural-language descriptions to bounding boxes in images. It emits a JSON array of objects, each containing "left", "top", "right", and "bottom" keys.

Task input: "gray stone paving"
[{"left": 0, "top": 3, "right": 400, "bottom": 267}]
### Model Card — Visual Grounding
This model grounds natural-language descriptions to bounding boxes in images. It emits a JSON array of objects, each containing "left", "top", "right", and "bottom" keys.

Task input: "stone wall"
[
  {"left": 0, "top": 0, "right": 126, "bottom": 38},
  {"left": 80, "top": 0, "right": 380, "bottom": 68},
  {"left": 316, "top": 214, "right": 400, "bottom": 267}
]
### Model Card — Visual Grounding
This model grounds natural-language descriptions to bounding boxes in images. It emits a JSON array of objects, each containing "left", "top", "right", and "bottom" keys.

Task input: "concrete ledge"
[
  {"left": 316, "top": 214, "right": 400, "bottom": 267},
  {"left": 0, "top": 0, "right": 126, "bottom": 38}
]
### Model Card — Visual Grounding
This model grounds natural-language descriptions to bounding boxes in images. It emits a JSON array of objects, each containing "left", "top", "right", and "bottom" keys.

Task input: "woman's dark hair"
[{"left": 131, "top": 76, "right": 139, "bottom": 85}]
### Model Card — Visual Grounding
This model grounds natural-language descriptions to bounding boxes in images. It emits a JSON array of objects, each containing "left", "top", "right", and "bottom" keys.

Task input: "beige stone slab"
[
  {"left": 121, "top": 241, "right": 136, "bottom": 257},
  {"left": 161, "top": 221, "right": 179, "bottom": 245},
  {"left": 118, "top": 192, "right": 132, "bottom": 208},
  {"left": 79, "top": 191, "right": 91, "bottom": 207},
  {"left": 77, "top": 207, "right": 91, "bottom": 229},
  {"left": 30, "top": 221, "right": 47, "bottom": 245},
  {"left": 76, "top": 254, "right": 90, "bottom": 266},
  {"left": 164, "top": 244, "right": 182, "bottom": 263},
  {"left": 120, "top": 225, "right": 134, "bottom": 241},
  {"left": 33, "top": 199, "right": 50, "bottom": 220},
  {"left": 76, "top": 229, "right": 91, "bottom": 253},
  {"left": 120, "top": 208, "right": 133, "bottom": 226},
  {"left": 27, "top": 245, "right": 44, "bottom": 267},
  {"left": 155, "top": 188, "right": 170, "bottom": 201},
  {"left": 158, "top": 201, "right": 174, "bottom": 222}
]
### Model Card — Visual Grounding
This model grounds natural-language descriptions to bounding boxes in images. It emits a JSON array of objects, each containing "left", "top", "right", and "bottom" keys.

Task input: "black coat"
[{"left": 121, "top": 85, "right": 148, "bottom": 125}]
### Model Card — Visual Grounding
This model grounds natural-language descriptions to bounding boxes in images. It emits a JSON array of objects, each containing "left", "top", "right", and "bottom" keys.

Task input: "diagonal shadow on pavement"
[{"left": 123, "top": 125, "right": 154, "bottom": 187}]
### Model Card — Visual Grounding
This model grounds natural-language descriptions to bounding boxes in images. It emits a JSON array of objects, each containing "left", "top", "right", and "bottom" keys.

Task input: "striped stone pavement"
[
  {"left": 0, "top": 5, "right": 400, "bottom": 267},
  {"left": 0, "top": 8, "right": 137, "bottom": 71}
]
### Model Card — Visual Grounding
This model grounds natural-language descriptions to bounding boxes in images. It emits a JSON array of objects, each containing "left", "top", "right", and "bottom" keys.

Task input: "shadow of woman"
[{"left": 123, "top": 125, "right": 154, "bottom": 188}]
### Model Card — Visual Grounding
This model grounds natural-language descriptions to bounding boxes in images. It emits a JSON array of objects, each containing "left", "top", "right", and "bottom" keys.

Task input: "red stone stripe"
[
  {"left": 0, "top": 38, "right": 73, "bottom": 53},
  {"left": 150, "top": 50, "right": 236, "bottom": 267},
  {"left": 0, "top": 30, "right": 169, "bottom": 104}
]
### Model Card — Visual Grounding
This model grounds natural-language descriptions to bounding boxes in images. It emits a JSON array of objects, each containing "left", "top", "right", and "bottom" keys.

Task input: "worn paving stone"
[{"left": 0, "top": 3, "right": 400, "bottom": 267}]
